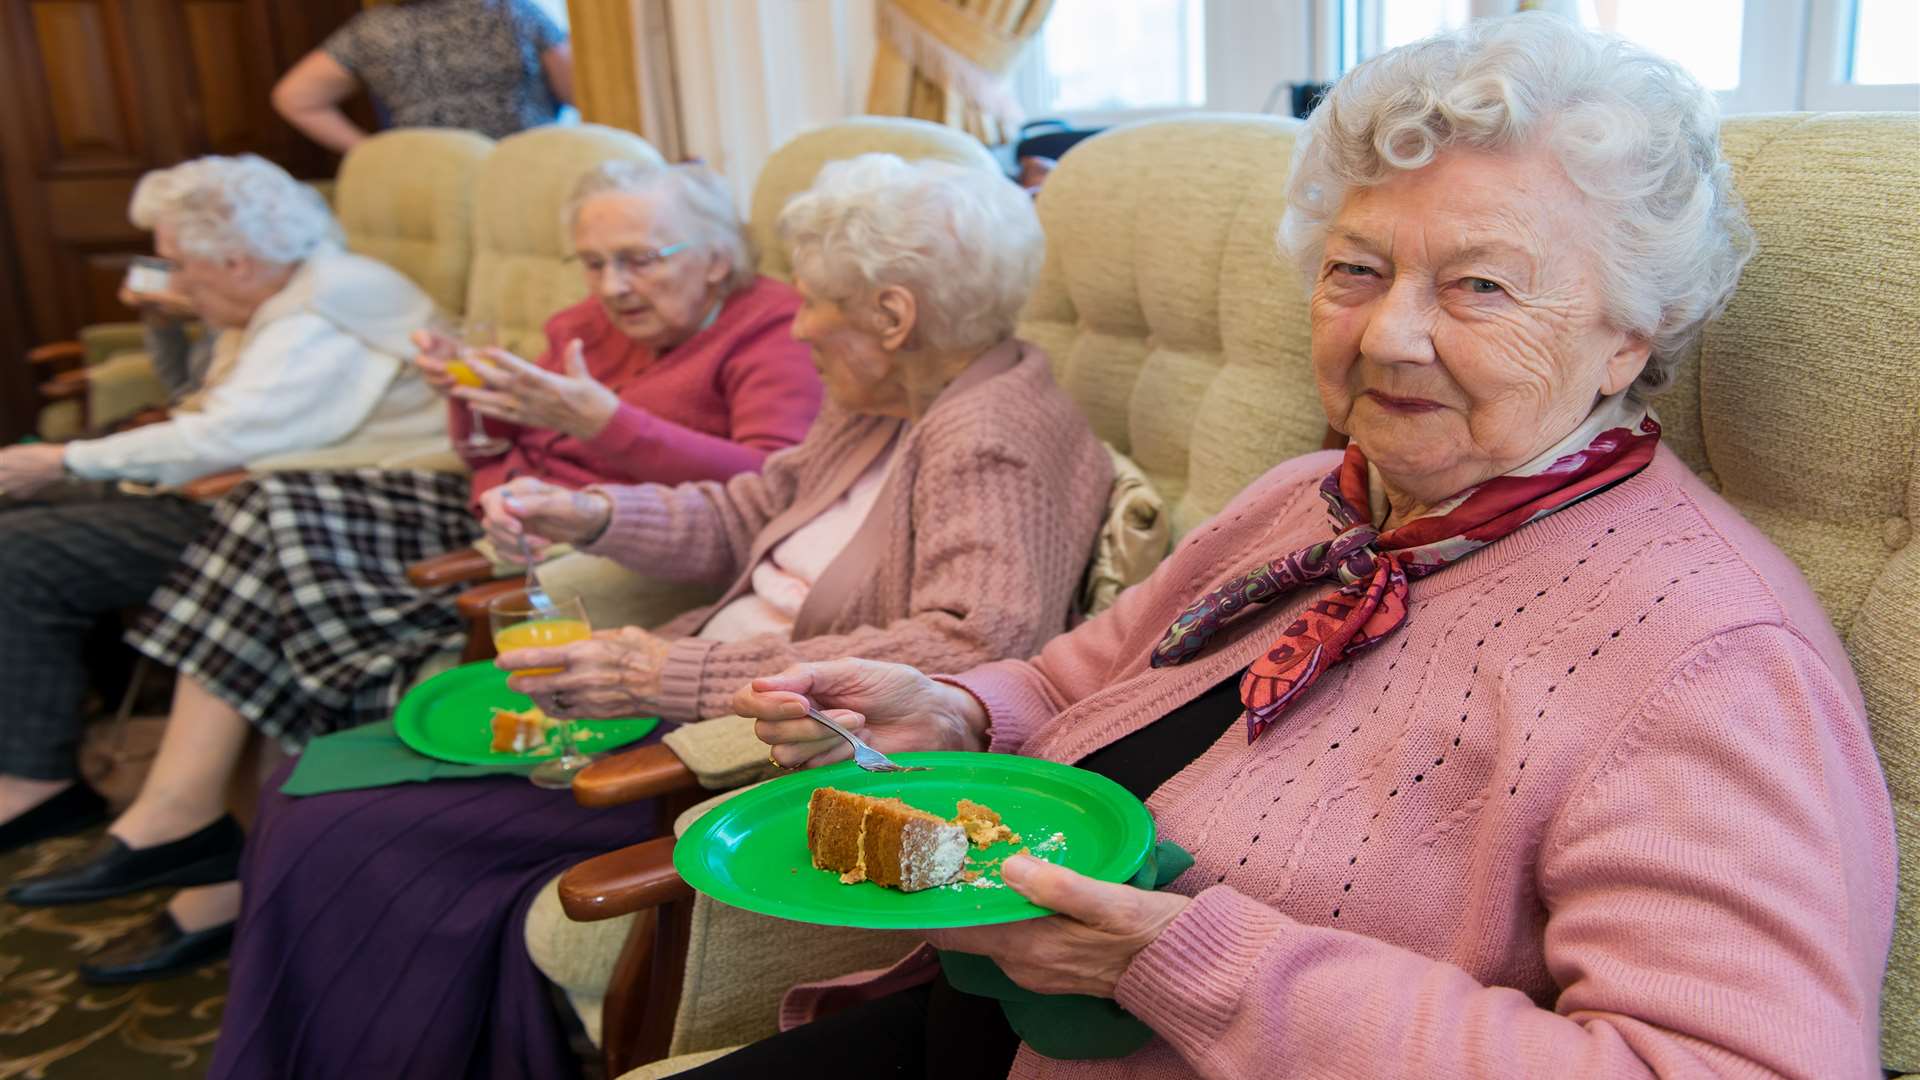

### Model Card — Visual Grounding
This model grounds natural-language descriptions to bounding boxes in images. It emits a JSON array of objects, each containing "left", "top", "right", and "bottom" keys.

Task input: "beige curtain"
[{"left": 866, "top": 0, "right": 1055, "bottom": 144}]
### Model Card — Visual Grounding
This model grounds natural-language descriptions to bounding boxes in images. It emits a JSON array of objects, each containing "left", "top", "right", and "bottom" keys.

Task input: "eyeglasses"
[{"left": 566, "top": 243, "right": 690, "bottom": 279}]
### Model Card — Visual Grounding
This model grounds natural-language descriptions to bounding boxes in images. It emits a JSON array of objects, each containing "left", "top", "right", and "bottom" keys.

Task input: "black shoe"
[
  {"left": 79, "top": 912, "right": 234, "bottom": 984},
  {"left": 0, "top": 782, "right": 109, "bottom": 855},
  {"left": 5, "top": 815, "right": 243, "bottom": 906}
]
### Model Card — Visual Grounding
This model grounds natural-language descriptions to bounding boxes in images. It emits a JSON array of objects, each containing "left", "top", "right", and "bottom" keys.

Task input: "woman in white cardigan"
[{"left": 0, "top": 153, "right": 441, "bottom": 855}]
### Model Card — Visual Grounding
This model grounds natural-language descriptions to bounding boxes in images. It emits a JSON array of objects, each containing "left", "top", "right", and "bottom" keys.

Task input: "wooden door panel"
[
  {"left": 183, "top": 0, "right": 278, "bottom": 154},
  {"left": 27, "top": 0, "right": 142, "bottom": 168}
]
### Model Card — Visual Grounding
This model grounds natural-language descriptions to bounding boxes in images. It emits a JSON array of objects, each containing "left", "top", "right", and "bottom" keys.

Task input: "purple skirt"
[{"left": 210, "top": 756, "right": 662, "bottom": 1079}]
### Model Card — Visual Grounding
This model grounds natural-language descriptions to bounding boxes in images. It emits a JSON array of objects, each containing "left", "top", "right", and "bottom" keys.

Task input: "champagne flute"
[
  {"left": 489, "top": 586, "right": 598, "bottom": 788},
  {"left": 453, "top": 319, "right": 511, "bottom": 458}
]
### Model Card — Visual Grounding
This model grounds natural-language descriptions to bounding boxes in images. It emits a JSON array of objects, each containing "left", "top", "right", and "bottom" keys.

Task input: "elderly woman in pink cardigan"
[
  {"left": 200, "top": 153, "right": 1113, "bottom": 1080},
  {"left": 732, "top": 16, "right": 1897, "bottom": 1080}
]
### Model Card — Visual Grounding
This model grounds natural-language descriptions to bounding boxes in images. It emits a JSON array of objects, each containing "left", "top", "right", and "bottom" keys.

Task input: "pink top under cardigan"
[
  {"left": 784, "top": 446, "right": 1897, "bottom": 1080},
  {"left": 452, "top": 277, "right": 822, "bottom": 507}
]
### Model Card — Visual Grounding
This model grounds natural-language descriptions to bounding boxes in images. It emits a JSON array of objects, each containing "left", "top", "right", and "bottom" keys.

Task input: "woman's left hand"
[
  {"left": 924, "top": 854, "right": 1189, "bottom": 998},
  {"left": 496, "top": 625, "right": 673, "bottom": 718},
  {"left": 453, "top": 339, "right": 621, "bottom": 441},
  {"left": 0, "top": 444, "right": 70, "bottom": 499}
]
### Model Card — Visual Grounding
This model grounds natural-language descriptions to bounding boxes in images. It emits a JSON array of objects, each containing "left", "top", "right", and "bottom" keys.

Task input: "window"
[
  {"left": 1337, "top": 0, "right": 1918, "bottom": 114},
  {"left": 1025, "top": 0, "right": 1206, "bottom": 114}
]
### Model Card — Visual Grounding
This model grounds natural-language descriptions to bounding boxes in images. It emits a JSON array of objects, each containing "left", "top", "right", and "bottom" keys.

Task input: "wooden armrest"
[
  {"left": 558, "top": 835, "right": 691, "bottom": 921},
  {"left": 28, "top": 341, "right": 84, "bottom": 366},
  {"left": 179, "top": 469, "right": 249, "bottom": 501},
  {"left": 37, "top": 371, "right": 89, "bottom": 400},
  {"left": 572, "top": 742, "right": 699, "bottom": 808},
  {"left": 454, "top": 578, "right": 523, "bottom": 621},
  {"left": 408, "top": 546, "right": 498, "bottom": 588}
]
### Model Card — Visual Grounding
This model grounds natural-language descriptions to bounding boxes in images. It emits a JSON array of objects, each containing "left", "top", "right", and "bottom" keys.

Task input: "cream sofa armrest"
[
  {"left": 616, "top": 1048, "right": 744, "bottom": 1079},
  {"left": 533, "top": 551, "right": 724, "bottom": 632},
  {"left": 663, "top": 717, "right": 784, "bottom": 792},
  {"left": 376, "top": 445, "right": 469, "bottom": 473},
  {"left": 247, "top": 437, "right": 457, "bottom": 475}
]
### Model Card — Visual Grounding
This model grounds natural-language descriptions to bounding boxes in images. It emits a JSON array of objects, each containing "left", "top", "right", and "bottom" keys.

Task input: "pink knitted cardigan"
[
  {"left": 580, "top": 340, "right": 1113, "bottom": 723},
  {"left": 784, "top": 447, "right": 1896, "bottom": 1079}
]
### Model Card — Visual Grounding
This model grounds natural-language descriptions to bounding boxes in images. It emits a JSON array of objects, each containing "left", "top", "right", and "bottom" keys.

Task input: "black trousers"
[
  {"left": 0, "top": 485, "right": 213, "bottom": 779},
  {"left": 676, "top": 972, "right": 1021, "bottom": 1080}
]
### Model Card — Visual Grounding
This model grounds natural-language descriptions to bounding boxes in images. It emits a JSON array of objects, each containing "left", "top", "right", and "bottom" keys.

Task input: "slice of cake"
[
  {"left": 805, "top": 788, "right": 969, "bottom": 892},
  {"left": 489, "top": 706, "right": 554, "bottom": 753},
  {"left": 953, "top": 799, "right": 1019, "bottom": 848}
]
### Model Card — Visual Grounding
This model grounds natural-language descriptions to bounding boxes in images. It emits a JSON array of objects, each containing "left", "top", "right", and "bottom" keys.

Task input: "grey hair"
[
  {"left": 1279, "top": 12, "right": 1755, "bottom": 396},
  {"left": 565, "top": 161, "right": 757, "bottom": 295},
  {"left": 129, "top": 154, "right": 340, "bottom": 265},
  {"left": 777, "top": 153, "right": 1042, "bottom": 354}
]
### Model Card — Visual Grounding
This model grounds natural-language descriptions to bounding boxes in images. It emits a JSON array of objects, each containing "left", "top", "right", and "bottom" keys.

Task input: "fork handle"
[{"left": 803, "top": 705, "right": 865, "bottom": 754}]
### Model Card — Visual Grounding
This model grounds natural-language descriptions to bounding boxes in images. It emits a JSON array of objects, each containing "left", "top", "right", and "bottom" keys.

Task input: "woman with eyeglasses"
[{"left": 5, "top": 160, "right": 822, "bottom": 984}]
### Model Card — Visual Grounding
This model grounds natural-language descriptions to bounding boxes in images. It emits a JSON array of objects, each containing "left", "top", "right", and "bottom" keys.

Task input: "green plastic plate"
[
  {"left": 674, "top": 752, "right": 1153, "bottom": 929},
  {"left": 393, "top": 661, "right": 659, "bottom": 766}
]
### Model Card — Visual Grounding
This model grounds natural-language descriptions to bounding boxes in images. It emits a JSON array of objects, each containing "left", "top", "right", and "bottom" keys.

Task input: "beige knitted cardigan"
[{"left": 580, "top": 339, "right": 1113, "bottom": 722}]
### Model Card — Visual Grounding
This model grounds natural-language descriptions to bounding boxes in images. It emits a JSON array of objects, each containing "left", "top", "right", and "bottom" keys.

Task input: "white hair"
[
  {"left": 1280, "top": 12, "right": 1755, "bottom": 396},
  {"left": 129, "top": 154, "right": 339, "bottom": 265},
  {"left": 777, "top": 153, "right": 1042, "bottom": 354},
  {"left": 565, "top": 161, "right": 757, "bottom": 295}
]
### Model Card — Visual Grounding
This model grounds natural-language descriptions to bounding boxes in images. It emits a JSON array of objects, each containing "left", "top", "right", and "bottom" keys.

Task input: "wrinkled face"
[
  {"left": 572, "top": 191, "right": 728, "bottom": 350},
  {"left": 1310, "top": 144, "right": 1651, "bottom": 509},
  {"left": 157, "top": 220, "right": 259, "bottom": 329},
  {"left": 790, "top": 261, "right": 907, "bottom": 415}
]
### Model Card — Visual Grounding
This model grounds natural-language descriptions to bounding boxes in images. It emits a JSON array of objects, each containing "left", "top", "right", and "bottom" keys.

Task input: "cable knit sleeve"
[
  {"left": 1110, "top": 622, "right": 1894, "bottom": 1080},
  {"left": 650, "top": 425, "right": 1109, "bottom": 723}
]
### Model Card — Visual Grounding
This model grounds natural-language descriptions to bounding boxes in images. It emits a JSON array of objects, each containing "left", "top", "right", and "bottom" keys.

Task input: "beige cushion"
[
  {"left": 1646, "top": 113, "right": 1920, "bottom": 1071},
  {"left": 1016, "top": 115, "right": 1324, "bottom": 539},
  {"left": 663, "top": 714, "right": 784, "bottom": 791},
  {"left": 532, "top": 551, "right": 724, "bottom": 634},
  {"left": 748, "top": 116, "right": 1001, "bottom": 282},
  {"left": 524, "top": 870, "right": 634, "bottom": 1048},
  {"left": 247, "top": 437, "right": 462, "bottom": 475},
  {"left": 616, "top": 1047, "right": 741, "bottom": 1080},
  {"left": 466, "top": 124, "right": 665, "bottom": 359},
  {"left": 336, "top": 128, "right": 493, "bottom": 318},
  {"left": 83, "top": 351, "right": 168, "bottom": 431},
  {"left": 1082, "top": 443, "right": 1170, "bottom": 616}
]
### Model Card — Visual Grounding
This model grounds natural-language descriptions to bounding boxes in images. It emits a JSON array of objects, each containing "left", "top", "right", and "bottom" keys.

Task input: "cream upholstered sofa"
[{"left": 521, "top": 111, "right": 1920, "bottom": 1079}]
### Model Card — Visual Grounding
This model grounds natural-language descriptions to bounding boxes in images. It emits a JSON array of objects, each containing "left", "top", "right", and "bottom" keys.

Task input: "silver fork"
[
  {"left": 518, "top": 530, "right": 558, "bottom": 614},
  {"left": 802, "top": 704, "right": 930, "bottom": 773}
]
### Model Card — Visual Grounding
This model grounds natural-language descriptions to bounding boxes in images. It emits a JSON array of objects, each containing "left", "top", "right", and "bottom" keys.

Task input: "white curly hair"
[
  {"left": 777, "top": 153, "right": 1042, "bottom": 354},
  {"left": 129, "top": 154, "right": 339, "bottom": 265},
  {"left": 1280, "top": 12, "right": 1755, "bottom": 396},
  {"left": 565, "top": 161, "right": 758, "bottom": 295}
]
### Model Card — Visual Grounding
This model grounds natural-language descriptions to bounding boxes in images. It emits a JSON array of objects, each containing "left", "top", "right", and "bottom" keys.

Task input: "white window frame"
[
  {"left": 1801, "top": 0, "right": 1920, "bottom": 110},
  {"left": 1011, "top": 0, "right": 1317, "bottom": 127}
]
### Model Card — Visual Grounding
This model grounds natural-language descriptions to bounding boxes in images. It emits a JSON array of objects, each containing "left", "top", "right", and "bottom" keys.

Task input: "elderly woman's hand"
[
  {"left": 478, "top": 477, "right": 613, "bottom": 562},
  {"left": 735, "top": 658, "right": 989, "bottom": 768},
  {"left": 497, "top": 625, "right": 673, "bottom": 718},
  {"left": 410, "top": 328, "right": 462, "bottom": 397},
  {"left": 453, "top": 340, "right": 621, "bottom": 441},
  {"left": 925, "top": 854, "right": 1189, "bottom": 998},
  {"left": 0, "top": 444, "right": 69, "bottom": 499}
]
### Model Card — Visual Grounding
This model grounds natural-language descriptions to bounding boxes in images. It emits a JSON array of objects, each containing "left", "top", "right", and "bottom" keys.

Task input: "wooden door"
[{"left": 0, "top": 0, "right": 362, "bottom": 441}]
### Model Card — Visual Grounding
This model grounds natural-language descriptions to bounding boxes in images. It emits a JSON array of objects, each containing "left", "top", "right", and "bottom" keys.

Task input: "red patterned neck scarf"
[{"left": 1150, "top": 396, "right": 1662, "bottom": 742}]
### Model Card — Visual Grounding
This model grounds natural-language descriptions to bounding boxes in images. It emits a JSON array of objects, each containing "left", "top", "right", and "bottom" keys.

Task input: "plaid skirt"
[{"left": 129, "top": 469, "right": 481, "bottom": 749}]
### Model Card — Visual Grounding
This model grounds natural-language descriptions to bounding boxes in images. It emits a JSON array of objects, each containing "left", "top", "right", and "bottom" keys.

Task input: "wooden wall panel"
[
  {"left": 28, "top": 0, "right": 139, "bottom": 165},
  {"left": 184, "top": 0, "right": 259, "bottom": 151}
]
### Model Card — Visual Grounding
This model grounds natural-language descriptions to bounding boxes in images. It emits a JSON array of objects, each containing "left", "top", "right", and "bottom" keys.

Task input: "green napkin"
[
  {"left": 939, "top": 837, "right": 1195, "bottom": 1060},
  {"left": 280, "top": 721, "right": 535, "bottom": 796}
]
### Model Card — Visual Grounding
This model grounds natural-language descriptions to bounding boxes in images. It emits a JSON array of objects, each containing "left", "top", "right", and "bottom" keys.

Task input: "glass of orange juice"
[
  {"left": 456, "top": 320, "right": 511, "bottom": 458},
  {"left": 489, "top": 587, "right": 597, "bottom": 788}
]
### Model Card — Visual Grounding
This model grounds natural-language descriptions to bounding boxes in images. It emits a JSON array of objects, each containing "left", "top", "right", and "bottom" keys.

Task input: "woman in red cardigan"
[{"left": 8, "top": 161, "right": 822, "bottom": 980}]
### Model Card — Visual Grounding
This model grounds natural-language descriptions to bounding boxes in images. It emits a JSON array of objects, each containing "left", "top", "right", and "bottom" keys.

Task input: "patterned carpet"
[{"left": 0, "top": 827, "right": 226, "bottom": 1079}]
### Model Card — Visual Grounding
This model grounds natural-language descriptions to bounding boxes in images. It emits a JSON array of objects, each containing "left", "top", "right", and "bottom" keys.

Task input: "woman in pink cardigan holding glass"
[{"left": 731, "top": 16, "right": 1897, "bottom": 1080}]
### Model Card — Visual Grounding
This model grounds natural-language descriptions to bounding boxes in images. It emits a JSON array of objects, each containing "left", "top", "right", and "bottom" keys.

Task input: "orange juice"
[
  {"left": 445, "top": 359, "right": 485, "bottom": 388},
  {"left": 494, "top": 618, "right": 591, "bottom": 676}
]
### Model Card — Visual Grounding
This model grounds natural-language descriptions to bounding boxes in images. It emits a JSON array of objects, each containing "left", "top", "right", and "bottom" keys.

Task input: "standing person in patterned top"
[
  {"left": 272, "top": 0, "right": 573, "bottom": 152},
  {"left": 6, "top": 161, "right": 823, "bottom": 985}
]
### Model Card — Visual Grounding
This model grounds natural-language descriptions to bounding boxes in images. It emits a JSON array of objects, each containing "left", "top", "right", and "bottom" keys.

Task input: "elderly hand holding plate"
[
  {"left": 497, "top": 625, "right": 673, "bottom": 718},
  {"left": 736, "top": 657, "right": 1190, "bottom": 998}
]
